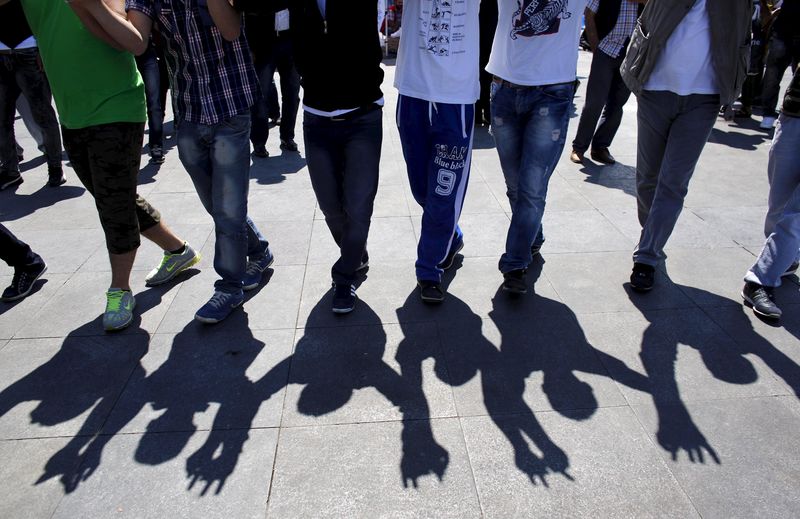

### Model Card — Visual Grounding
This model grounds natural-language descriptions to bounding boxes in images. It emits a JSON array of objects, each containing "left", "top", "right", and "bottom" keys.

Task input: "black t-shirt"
[
  {"left": 773, "top": 0, "right": 800, "bottom": 39},
  {"left": 0, "top": 1, "right": 34, "bottom": 49}
]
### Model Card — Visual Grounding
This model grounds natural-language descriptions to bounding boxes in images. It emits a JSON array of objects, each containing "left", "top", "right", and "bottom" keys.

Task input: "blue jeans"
[
  {"left": 177, "top": 114, "right": 268, "bottom": 293},
  {"left": 491, "top": 81, "right": 573, "bottom": 273},
  {"left": 135, "top": 46, "right": 165, "bottom": 149},
  {"left": 746, "top": 114, "right": 800, "bottom": 287}
]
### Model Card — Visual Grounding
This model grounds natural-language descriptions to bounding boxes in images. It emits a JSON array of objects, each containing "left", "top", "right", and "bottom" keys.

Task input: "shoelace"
[
  {"left": 245, "top": 261, "right": 262, "bottom": 276},
  {"left": 107, "top": 291, "right": 125, "bottom": 311},
  {"left": 12, "top": 272, "right": 28, "bottom": 290},
  {"left": 207, "top": 292, "right": 231, "bottom": 309}
]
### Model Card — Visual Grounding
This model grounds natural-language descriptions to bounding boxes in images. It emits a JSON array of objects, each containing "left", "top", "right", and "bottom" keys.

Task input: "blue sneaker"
[
  {"left": 243, "top": 249, "right": 274, "bottom": 291},
  {"left": 195, "top": 290, "right": 244, "bottom": 324}
]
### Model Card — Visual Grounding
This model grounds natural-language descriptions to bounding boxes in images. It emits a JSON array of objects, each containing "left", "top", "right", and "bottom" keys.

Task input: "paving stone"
[
  {"left": 0, "top": 228, "right": 105, "bottom": 275},
  {"left": 15, "top": 270, "right": 185, "bottom": 338},
  {"left": 307, "top": 216, "right": 418, "bottom": 266},
  {"left": 0, "top": 273, "right": 70, "bottom": 340},
  {"left": 283, "top": 321, "right": 456, "bottom": 426},
  {"left": 0, "top": 437, "right": 79, "bottom": 519},
  {"left": 0, "top": 335, "right": 147, "bottom": 439},
  {"left": 691, "top": 206, "right": 772, "bottom": 248},
  {"left": 251, "top": 219, "right": 312, "bottom": 266},
  {"left": 632, "top": 397, "right": 800, "bottom": 519},
  {"left": 268, "top": 419, "right": 479, "bottom": 518},
  {"left": 461, "top": 407, "right": 698, "bottom": 518},
  {"left": 372, "top": 183, "right": 413, "bottom": 218},
  {"left": 578, "top": 309, "right": 790, "bottom": 406},
  {"left": 52, "top": 429, "right": 278, "bottom": 519},
  {"left": 537, "top": 209, "right": 634, "bottom": 253},
  {"left": 105, "top": 326, "right": 294, "bottom": 434}
]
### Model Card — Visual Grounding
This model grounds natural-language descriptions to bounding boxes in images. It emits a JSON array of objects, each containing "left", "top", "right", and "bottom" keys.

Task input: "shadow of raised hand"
[
  {"left": 401, "top": 428, "right": 449, "bottom": 488},
  {"left": 657, "top": 407, "right": 720, "bottom": 464}
]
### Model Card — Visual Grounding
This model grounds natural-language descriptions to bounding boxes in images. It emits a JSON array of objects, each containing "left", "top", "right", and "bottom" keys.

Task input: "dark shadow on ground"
[
  {"left": 138, "top": 120, "right": 178, "bottom": 184},
  {"left": 249, "top": 152, "right": 307, "bottom": 186},
  {"left": 0, "top": 184, "right": 84, "bottom": 222},
  {"left": 579, "top": 159, "right": 636, "bottom": 197}
]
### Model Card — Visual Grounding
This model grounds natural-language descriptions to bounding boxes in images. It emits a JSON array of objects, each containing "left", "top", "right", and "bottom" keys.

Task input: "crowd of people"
[{"left": 0, "top": 0, "right": 798, "bottom": 332}]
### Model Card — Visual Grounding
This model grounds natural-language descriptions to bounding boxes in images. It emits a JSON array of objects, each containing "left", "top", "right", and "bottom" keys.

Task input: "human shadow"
[
  {"left": 708, "top": 124, "right": 770, "bottom": 151},
  {"left": 138, "top": 123, "right": 178, "bottom": 184},
  {"left": 0, "top": 184, "right": 85, "bottom": 222},
  {"left": 249, "top": 151, "right": 307, "bottom": 186},
  {"left": 578, "top": 160, "right": 636, "bottom": 198},
  {"left": 0, "top": 280, "right": 187, "bottom": 492},
  {"left": 399, "top": 260, "right": 649, "bottom": 485},
  {"left": 623, "top": 271, "right": 800, "bottom": 464}
]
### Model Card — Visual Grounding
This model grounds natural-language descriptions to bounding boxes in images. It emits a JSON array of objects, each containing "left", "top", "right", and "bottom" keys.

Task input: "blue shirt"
[{"left": 126, "top": 0, "right": 260, "bottom": 125}]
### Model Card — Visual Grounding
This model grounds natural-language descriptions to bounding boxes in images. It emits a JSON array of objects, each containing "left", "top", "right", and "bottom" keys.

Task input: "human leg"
[{"left": 572, "top": 50, "right": 617, "bottom": 154}]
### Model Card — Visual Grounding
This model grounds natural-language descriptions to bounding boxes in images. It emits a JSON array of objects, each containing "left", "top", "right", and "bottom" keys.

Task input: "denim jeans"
[
  {"left": 177, "top": 114, "right": 268, "bottom": 293},
  {"left": 304, "top": 107, "right": 382, "bottom": 283},
  {"left": 0, "top": 48, "right": 62, "bottom": 172},
  {"left": 746, "top": 115, "right": 800, "bottom": 287},
  {"left": 633, "top": 90, "right": 719, "bottom": 266},
  {"left": 135, "top": 46, "right": 165, "bottom": 149},
  {"left": 250, "top": 36, "right": 300, "bottom": 146},
  {"left": 491, "top": 81, "right": 574, "bottom": 273}
]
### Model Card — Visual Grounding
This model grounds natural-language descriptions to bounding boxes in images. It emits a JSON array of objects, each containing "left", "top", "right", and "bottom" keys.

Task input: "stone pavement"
[{"left": 1, "top": 53, "right": 799, "bottom": 519}]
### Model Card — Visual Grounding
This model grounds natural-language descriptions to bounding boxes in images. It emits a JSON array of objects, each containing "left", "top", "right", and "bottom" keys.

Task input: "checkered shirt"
[
  {"left": 126, "top": 0, "right": 259, "bottom": 125},
  {"left": 587, "top": 0, "right": 640, "bottom": 59}
]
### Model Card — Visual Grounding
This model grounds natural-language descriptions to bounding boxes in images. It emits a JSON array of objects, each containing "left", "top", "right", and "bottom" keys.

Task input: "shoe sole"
[
  {"left": 1, "top": 264, "right": 48, "bottom": 302},
  {"left": 781, "top": 267, "right": 798, "bottom": 278},
  {"left": 630, "top": 283, "right": 653, "bottom": 293},
  {"left": 145, "top": 253, "right": 202, "bottom": 287},
  {"left": 332, "top": 306, "right": 355, "bottom": 314},
  {"left": 440, "top": 241, "right": 465, "bottom": 271},
  {"left": 194, "top": 298, "right": 243, "bottom": 324},
  {"left": 741, "top": 291, "right": 781, "bottom": 319},
  {"left": 0, "top": 176, "right": 23, "bottom": 190},
  {"left": 569, "top": 155, "right": 583, "bottom": 164},
  {"left": 502, "top": 284, "right": 527, "bottom": 295},
  {"left": 243, "top": 255, "right": 275, "bottom": 291}
]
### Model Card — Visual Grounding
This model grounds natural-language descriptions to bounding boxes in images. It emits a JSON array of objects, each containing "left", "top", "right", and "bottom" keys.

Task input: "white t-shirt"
[
  {"left": 486, "top": 0, "right": 588, "bottom": 86},
  {"left": 644, "top": 0, "right": 718, "bottom": 96},
  {"left": 394, "top": 0, "right": 481, "bottom": 104}
]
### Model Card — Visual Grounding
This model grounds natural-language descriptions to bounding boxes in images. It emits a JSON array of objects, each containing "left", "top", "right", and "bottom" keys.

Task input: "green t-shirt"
[{"left": 20, "top": 0, "right": 146, "bottom": 129}]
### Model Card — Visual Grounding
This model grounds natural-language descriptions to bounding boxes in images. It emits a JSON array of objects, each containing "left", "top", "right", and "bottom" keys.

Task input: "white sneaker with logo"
[{"left": 145, "top": 242, "right": 200, "bottom": 286}]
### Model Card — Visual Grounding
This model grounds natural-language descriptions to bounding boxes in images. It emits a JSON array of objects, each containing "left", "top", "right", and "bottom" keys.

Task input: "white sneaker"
[
  {"left": 145, "top": 243, "right": 201, "bottom": 286},
  {"left": 760, "top": 116, "right": 776, "bottom": 129}
]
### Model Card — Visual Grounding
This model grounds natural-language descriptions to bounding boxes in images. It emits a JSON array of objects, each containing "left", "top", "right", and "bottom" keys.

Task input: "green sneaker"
[
  {"left": 104, "top": 289, "right": 136, "bottom": 332},
  {"left": 145, "top": 242, "right": 201, "bottom": 287}
]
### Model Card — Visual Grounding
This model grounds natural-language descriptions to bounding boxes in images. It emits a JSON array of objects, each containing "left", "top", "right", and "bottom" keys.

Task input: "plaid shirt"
[
  {"left": 126, "top": 0, "right": 259, "bottom": 125},
  {"left": 587, "top": 0, "right": 640, "bottom": 59}
]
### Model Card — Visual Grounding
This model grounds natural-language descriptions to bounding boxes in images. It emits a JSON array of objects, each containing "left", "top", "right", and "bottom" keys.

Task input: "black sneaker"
[
  {"left": 0, "top": 170, "right": 23, "bottom": 190},
  {"left": 2, "top": 262, "right": 47, "bottom": 302},
  {"left": 630, "top": 263, "right": 655, "bottom": 292},
  {"left": 418, "top": 280, "right": 445, "bottom": 304},
  {"left": 280, "top": 139, "right": 299, "bottom": 152},
  {"left": 252, "top": 145, "right": 269, "bottom": 158},
  {"left": 783, "top": 261, "right": 799, "bottom": 278},
  {"left": 502, "top": 269, "right": 528, "bottom": 294},
  {"left": 332, "top": 283, "right": 357, "bottom": 314},
  {"left": 439, "top": 239, "right": 464, "bottom": 271},
  {"left": 531, "top": 243, "right": 543, "bottom": 257},
  {"left": 149, "top": 145, "right": 165, "bottom": 164},
  {"left": 356, "top": 251, "right": 369, "bottom": 272},
  {"left": 741, "top": 282, "right": 782, "bottom": 319},
  {"left": 47, "top": 167, "right": 66, "bottom": 187}
]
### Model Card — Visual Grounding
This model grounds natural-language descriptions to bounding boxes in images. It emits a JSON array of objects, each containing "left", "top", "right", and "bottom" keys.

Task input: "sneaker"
[
  {"left": 356, "top": 251, "right": 370, "bottom": 272},
  {"left": 195, "top": 290, "right": 244, "bottom": 324},
  {"left": 280, "top": 139, "right": 299, "bottom": 152},
  {"left": 331, "top": 282, "right": 357, "bottom": 314},
  {"left": 252, "top": 145, "right": 269, "bottom": 158},
  {"left": 439, "top": 239, "right": 464, "bottom": 271},
  {"left": 16, "top": 142, "right": 24, "bottom": 162},
  {"left": 760, "top": 116, "right": 776, "bottom": 130},
  {"left": 742, "top": 282, "right": 782, "bottom": 319},
  {"left": 243, "top": 249, "right": 274, "bottom": 291},
  {"left": 630, "top": 262, "right": 655, "bottom": 292},
  {"left": 47, "top": 167, "right": 66, "bottom": 187},
  {"left": 531, "top": 243, "right": 543, "bottom": 257},
  {"left": 418, "top": 280, "right": 445, "bottom": 304},
  {"left": 145, "top": 242, "right": 201, "bottom": 286},
  {"left": 0, "top": 170, "right": 23, "bottom": 190},
  {"left": 104, "top": 289, "right": 136, "bottom": 331},
  {"left": 502, "top": 269, "right": 528, "bottom": 294},
  {"left": 1, "top": 262, "right": 47, "bottom": 302},
  {"left": 149, "top": 145, "right": 165, "bottom": 164},
  {"left": 569, "top": 149, "right": 584, "bottom": 164},
  {"left": 782, "top": 261, "right": 799, "bottom": 278}
]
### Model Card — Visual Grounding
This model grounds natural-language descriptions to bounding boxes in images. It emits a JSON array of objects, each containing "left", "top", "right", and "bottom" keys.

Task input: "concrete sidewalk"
[{"left": 1, "top": 52, "right": 799, "bottom": 518}]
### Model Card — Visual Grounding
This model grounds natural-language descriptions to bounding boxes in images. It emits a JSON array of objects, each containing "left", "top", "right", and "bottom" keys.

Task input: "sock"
[{"left": 169, "top": 243, "right": 186, "bottom": 255}]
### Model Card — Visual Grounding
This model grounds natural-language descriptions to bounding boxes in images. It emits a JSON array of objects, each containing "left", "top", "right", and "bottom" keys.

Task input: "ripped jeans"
[{"left": 491, "top": 80, "right": 574, "bottom": 273}]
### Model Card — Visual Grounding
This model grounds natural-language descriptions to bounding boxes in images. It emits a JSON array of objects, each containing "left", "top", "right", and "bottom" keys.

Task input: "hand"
[{"left": 401, "top": 439, "right": 449, "bottom": 488}]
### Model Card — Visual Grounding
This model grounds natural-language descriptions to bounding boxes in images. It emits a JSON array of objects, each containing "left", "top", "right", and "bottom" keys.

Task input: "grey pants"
[{"left": 633, "top": 90, "right": 720, "bottom": 266}]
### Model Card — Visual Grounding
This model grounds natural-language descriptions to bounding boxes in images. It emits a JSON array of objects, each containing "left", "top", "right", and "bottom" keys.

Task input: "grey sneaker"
[
  {"left": 104, "top": 289, "right": 136, "bottom": 332},
  {"left": 782, "top": 261, "right": 799, "bottom": 278},
  {"left": 145, "top": 243, "right": 201, "bottom": 286},
  {"left": 741, "top": 282, "right": 782, "bottom": 319}
]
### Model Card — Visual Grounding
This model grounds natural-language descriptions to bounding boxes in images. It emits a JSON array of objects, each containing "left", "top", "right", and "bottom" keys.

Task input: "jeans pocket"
[{"left": 540, "top": 83, "right": 574, "bottom": 103}]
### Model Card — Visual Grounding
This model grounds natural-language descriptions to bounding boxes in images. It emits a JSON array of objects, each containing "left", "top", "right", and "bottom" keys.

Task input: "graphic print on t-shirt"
[
  {"left": 510, "top": 0, "right": 573, "bottom": 39},
  {"left": 427, "top": 0, "right": 453, "bottom": 56}
]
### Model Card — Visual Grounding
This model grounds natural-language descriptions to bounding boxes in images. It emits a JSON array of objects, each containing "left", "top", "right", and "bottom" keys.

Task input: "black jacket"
[
  {"left": 288, "top": 0, "right": 384, "bottom": 112},
  {"left": 783, "top": 67, "right": 800, "bottom": 118}
]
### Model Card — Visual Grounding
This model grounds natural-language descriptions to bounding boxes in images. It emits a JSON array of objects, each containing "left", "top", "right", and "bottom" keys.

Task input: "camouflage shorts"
[{"left": 61, "top": 122, "right": 161, "bottom": 254}]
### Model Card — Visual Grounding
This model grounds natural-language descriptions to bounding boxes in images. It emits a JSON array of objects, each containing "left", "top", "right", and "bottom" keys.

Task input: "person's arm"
[
  {"left": 584, "top": 7, "right": 600, "bottom": 52},
  {"left": 207, "top": 0, "right": 243, "bottom": 41},
  {"left": 68, "top": 0, "right": 150, "bottom": 54}
]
